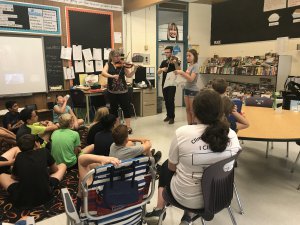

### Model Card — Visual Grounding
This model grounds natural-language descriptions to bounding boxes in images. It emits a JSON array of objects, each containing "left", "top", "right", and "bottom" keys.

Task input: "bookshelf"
[{"left": 199, "top": 54, "right": 292, "bottom": 92}]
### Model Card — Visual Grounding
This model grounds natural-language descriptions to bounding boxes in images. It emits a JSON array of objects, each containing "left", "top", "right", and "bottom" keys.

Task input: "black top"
[
  {"left": 2, "top": 111, "right": 21, "bottom": 133},
  {"left": 16, "top": 124, "right": 31, "bottom": 141},
  {"left": 107, "top": 63, "right": 128, "bottom": 93},
  {"left": 11, "top": 148, "right": 55, "bottom": 208},
  {"left": 94, "top": 130, "right": 113, "bottom": 156},
  {"left": 159, "top": 59, "right": 176, "bottom": 88},
  {"left": 86, "top": 122, "right": 104, "bottom": 145}
]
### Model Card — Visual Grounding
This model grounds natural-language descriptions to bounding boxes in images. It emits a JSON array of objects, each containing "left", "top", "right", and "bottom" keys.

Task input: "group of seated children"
[
  {"left": 0, "top": 82, "right": 248, "bottom": 223},
  {"left": 0, "top": 96, "right": 162, "bottom": 211}
]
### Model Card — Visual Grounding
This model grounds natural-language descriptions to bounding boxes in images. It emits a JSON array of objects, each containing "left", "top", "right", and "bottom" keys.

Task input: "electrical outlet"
[{"left": 143, "top": 54, "right": 150, "bottom": 65}]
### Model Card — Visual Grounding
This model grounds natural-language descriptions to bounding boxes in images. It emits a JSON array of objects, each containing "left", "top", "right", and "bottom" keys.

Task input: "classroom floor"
[{"left": 37, "top": 107, "right": 300, "bottom": 225}]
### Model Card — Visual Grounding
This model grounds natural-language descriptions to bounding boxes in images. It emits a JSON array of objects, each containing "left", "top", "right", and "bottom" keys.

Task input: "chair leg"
[
  {"left": 297, "top": 183, "right": 300, "bottom": 190},
  {"left": 291, "top": 150, "right": 300, "bottom": 173},
  {"left": 201, "top": 218, "right": 206, "bottom": 225},
  {"left": 271, "top": 141, "right": 274, "bottom": 149},
  {"left": 233, "top": 182, "right": 244, "bottom": 215},
  {"left": 266, "top": 141, "right": 269, "bottom": 158},
  {"left": 286, "top": 142, "right": 289, "bottom": 158},
  {"left": 157, "top": 207, "right": 167, "bottom": 225},
  {"left": 131, "top": 103, "right": 137, "bottom": 119},
  {"left": 227, "top": 206, "right": 237, "bottom": 225}
]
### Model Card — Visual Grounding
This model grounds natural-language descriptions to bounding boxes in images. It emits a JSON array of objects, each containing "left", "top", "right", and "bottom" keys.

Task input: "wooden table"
[
  {"left": 83, "top": 88, "right": 142, "bottom": 124},
  {"left": 238, "top": 106, "right": 300, "bottom": 157}
]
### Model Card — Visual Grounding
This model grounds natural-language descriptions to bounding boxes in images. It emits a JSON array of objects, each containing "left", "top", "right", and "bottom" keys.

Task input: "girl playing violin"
[
  {"left": 174, "top": 49, "right": 200, "bottom": 125},
  {"left": 101, "top": 49, "right": 138, "bottom": 134}
]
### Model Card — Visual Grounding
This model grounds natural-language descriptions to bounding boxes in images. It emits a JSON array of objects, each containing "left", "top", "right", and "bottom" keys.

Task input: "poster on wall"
[
  {"left": 158, "top": 11, "right": 183, "bottom": 42},
  {"left": 288, "top": 0, "right": 300, "bottom": 7},
  {"left": 0, "top": 0, "right": 61, "bottom": 35}
]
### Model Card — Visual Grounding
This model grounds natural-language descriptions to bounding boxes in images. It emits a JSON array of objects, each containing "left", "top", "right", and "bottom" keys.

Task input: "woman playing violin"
[{"left": 101, "top": 49, "right": 138, "bottom": 134}]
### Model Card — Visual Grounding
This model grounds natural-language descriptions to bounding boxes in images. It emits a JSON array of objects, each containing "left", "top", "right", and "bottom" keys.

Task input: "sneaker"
[
  {"left": 163, "top": 117, "right": 170, "bottom": 122},
  {"left": 169, "top": 118, "right": 174, "bottom": 124},
  {"left": 144, "top": 208, "right": 166, "bottom": 224},
  {"left": 128, "top": 127, "right": 133, "bottom": 134},
  {"left": 153, "top": 151, "right": 162, "bottom": 164},
  {"left": 179, "top": 214, "right": 193, "bottom": 225}
]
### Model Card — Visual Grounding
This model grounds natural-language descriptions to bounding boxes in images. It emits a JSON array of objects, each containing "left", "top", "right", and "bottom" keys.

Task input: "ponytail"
[{"left": 201, "top": 118, "right": 230, "bottom": 152}]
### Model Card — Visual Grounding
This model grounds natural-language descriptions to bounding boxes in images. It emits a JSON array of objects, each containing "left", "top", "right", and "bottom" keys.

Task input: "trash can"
[{"left": 157, "top": 97, "right": 163, "bottom": 113}]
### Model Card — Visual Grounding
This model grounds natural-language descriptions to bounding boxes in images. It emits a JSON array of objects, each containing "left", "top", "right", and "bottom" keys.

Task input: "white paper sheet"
[
  {"left": 60, "top": 46, "right": 72, "bottom": 60},
  {"left": 114, "top": 32, "right": 122, "bottom": 44},
  {"left": 104, "top": 48, "right": 111, "bottom": 60},
  {"left": 65, "top": 66, "right": 75, "bottom": 79},
  {"left": 93, "top": 48, "right": 102, "bottom": 60},
  {"left": 72, "top": 45, "right": 82, "bottom": 60},
  {"left": 264, "top": 0, "right": 286, "bottom": 12},
  {"left": 288, "top": 0, "right": 300, "bottom": 7},
  {"left": 85, "top": 60, "right": 94, "bottom": 73},
  {"left": 63, "top": 66, "right": 68, "bottom": 79},
  {"left": 163, "top": 71, "right": 186, "bottom": 88},
  {"left": 95, "top": 60, "right": 104, "bottom": 71},
  {"left": 74, "top": 60, "right": 84, "bottom": 73},
  {"left": 82, "top": 48, "right": 93, "bottom": 61}
]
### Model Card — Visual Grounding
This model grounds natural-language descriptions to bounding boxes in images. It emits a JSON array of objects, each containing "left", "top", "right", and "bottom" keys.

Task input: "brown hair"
[
  {"left": 222, "top": 96, "right": 234, "bottom": 116},
  {"left": 212, "top": 78, "right": 228, "bottom": 94},
  {"left": 187, "top": 49, "right": 198, "bottom": 64},
  {"left": 58, "top": 113, "right": 73, "bottom": 129},
  {"left": 108, "top": 49, "right": 121, "bottom": 63},
  {"left": 193, "top": 89, "right": 229, "bottom": 152},
  {"left": 112, "top": 124, "right": 128, "bottom": 145},
  {"left": 93, "top": 107, "right": 109, "bottom": 123}
]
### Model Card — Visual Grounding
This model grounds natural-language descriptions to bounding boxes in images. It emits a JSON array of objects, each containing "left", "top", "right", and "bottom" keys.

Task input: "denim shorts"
[{"left": 184, "top": 89, "right": 198, "bottom": 97}]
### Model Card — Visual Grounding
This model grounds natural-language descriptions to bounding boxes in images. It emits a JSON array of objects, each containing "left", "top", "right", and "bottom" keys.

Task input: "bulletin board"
[
  {"left": 211, "top": 0, "right": 300, "bottom": 45},
  {"left": 65, "top": 7, "right": 114, "bottom": 84}
]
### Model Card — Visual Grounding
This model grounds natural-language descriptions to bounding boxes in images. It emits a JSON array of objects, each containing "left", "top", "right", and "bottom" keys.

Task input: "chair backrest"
[
  {"left": 25, "top": 104, "right": 37, "bottom": 110},
  {"left": 70, "top": 89, "right": 86, "bottom": 108},
  {"left": 80, "top": 156, "right": 156, "bottom": 224},
  {"left": 245, "top": 97, "right": 273, "bottom": 108},
  {"left": 201, "top": 152, "right": 240, "bottom": 220}
]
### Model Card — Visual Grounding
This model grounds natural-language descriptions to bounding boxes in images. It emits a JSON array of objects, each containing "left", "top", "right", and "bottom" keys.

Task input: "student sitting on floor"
[
  {"left": 2, "top": 101, "right": 23, "bottom": 134},
  {"left": 86, "top": 107, "right": 109, "bottom": 145},
  {"left": 53, "top": 95, "right": 84, "bottom": 129},
  {"left": 0, "top": 134, "right": 67, "bottom": 209},
  {"left": 93, "top": 114, "right": 117, "bottom": 156},
  {"left": 16, "top": 108, "right": 58, "bottom": 146},
  {"left": 109, "top": 124, "right": 162, "bottom": 162},
  {"left": 51, "top": 114, "right": 92, "bottom": 170},
  {"left": 0, "top": 146, "right": 20, "bottom": 175}
]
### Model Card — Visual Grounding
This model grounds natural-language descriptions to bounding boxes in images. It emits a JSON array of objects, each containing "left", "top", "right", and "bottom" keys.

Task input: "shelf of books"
[{"left": 199, "top": 53, "right": 292, "bottom": 92}]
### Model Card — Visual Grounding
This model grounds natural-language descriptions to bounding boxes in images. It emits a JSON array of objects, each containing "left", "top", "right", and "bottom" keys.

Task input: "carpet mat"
[{"left": 0, "top": 169, "right": 79, "bottom": 224}]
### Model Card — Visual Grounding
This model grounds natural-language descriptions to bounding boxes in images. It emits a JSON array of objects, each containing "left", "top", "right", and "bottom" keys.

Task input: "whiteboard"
[{"left": 0, "top": 36, "right": 47, "bottom": 96}]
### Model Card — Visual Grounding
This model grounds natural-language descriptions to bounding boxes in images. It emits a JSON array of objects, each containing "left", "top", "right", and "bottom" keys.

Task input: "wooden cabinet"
[{"left": 142, "top": 88, "right": 157, "bottom": 117}]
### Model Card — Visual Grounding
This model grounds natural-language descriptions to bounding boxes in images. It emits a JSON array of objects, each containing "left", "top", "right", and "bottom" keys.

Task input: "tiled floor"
[{"left": 38, "top": 107, "right": 300, "bottom": 225}]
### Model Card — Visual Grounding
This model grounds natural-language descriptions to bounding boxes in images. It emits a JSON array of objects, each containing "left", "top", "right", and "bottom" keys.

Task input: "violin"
[{"left": 115, "top": 61, "right": 135, "bottom": 68}]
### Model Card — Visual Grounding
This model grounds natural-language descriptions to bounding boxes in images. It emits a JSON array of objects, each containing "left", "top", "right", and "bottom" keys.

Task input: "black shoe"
[
  {"left": 144, "top": 208, "right": 166, "bottom": 224},
  {"left": 151, "top": 149, "right": 156, "bottom": 156},
  {"left": 180, "top": 214, "right": 193, "bottom": 225},
  {"left": 153, "top": 151, "right": 162, "bottom": 164},
  {"left": 168, "top": 118, "right": 174, "bottom": 124},
  {"left": 163, "top": 117, "right": 170, "bottom": 122}
]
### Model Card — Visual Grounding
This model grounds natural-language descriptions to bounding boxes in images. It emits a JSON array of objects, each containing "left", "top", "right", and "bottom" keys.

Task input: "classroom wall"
[
  {"left": 123, "top": 6, "right": 157, "bottom": 68},
  {"left": 0, "top": 0, "right": 122, "bottom": 110}
]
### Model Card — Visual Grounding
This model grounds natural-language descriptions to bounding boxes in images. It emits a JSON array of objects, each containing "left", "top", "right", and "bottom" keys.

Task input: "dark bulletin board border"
[
  {"left": 65, "top": 7, "right": 114, "bottom": 85},
  {"left": 211, "top": 0, "right": 300, "bottom": 45}
]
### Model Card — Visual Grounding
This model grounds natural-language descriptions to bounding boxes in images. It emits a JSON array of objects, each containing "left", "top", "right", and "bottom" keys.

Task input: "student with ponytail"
[{"left": 145, "top": 89, "right": 241, "bottom": 225}]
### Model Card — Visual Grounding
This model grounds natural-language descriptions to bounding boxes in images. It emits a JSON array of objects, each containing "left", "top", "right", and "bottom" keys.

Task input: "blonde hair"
[
  {"left": 93, "top": 107, "right": 109, "bottom": 123},
  {"left": 58, "top": 113, "right": 73, "bottom": 128},
  {"left": 108, "top": 49, "right": 121, "bottom": 63}
]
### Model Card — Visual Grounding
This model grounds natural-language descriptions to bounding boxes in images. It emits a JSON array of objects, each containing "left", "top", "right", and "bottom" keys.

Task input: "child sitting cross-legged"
[
  {"left": 109, "top": 124, "right": 162, "bottom": 163},
  {"left": 51, "top": 114, "right": 93, "bottom": 170}
]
